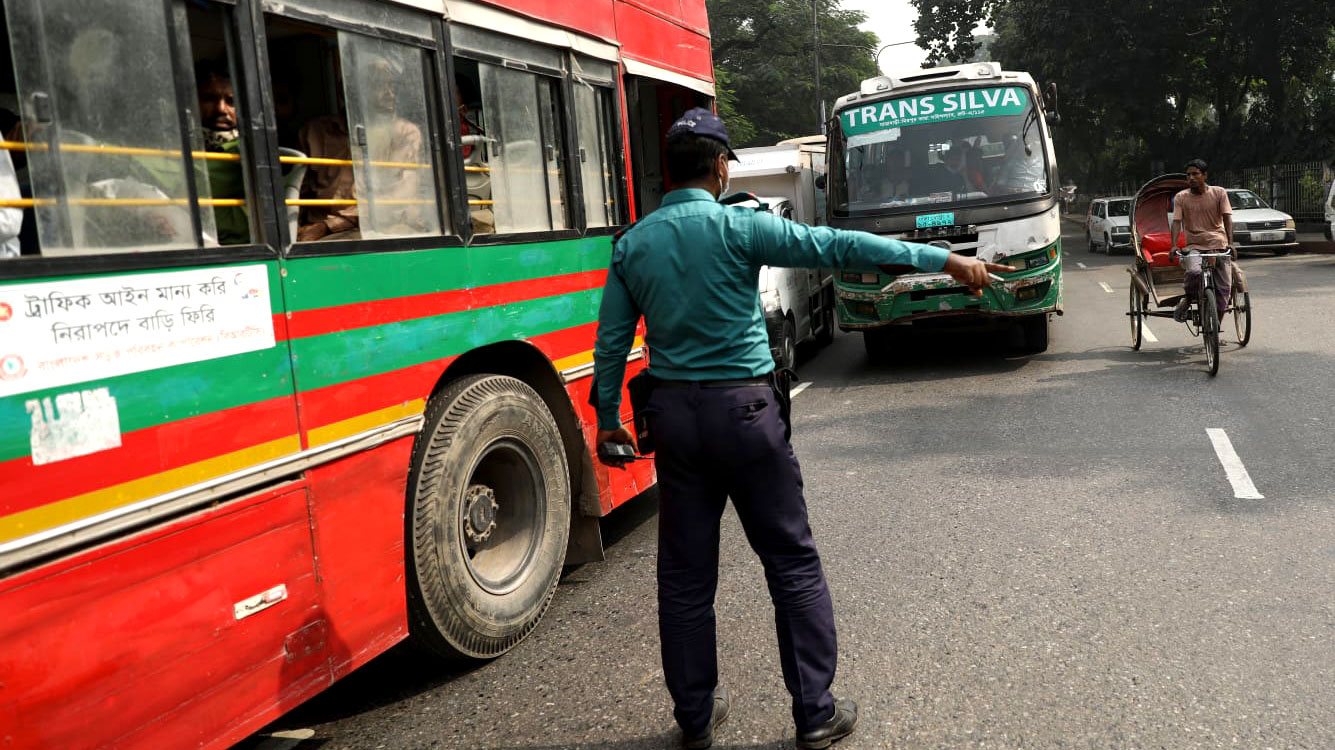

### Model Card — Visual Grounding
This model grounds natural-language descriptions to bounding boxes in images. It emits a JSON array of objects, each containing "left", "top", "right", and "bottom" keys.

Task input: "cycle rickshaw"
[{"left": 1126, "top": 174, "right": 1252, "bottom": 375}]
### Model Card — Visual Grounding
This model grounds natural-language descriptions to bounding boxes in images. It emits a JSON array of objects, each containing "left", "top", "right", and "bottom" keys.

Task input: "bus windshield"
[{"left": 832, "top": 84, "right": 1049, "bottom": 215}]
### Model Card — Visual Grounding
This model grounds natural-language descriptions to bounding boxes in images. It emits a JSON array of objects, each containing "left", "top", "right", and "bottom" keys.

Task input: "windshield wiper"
[{"left": 1020, "top": 107, "right": 1039, "bottom": 156}]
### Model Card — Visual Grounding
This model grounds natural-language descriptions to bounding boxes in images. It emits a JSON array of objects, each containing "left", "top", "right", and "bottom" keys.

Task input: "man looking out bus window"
[
  {"left": 196, "top": 60, "right": 249, "bottom": 244},
  {"left": 591, "top": 108, "right": 1012, "bottom": 749},
  {"left": 1171, "top": 158, "right": 1233, "bottom": 322}
]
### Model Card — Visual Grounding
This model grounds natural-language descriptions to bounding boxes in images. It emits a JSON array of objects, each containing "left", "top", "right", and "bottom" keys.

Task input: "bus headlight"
[{"left": 760, "top": 289, "right": 782, "bottom": 313}]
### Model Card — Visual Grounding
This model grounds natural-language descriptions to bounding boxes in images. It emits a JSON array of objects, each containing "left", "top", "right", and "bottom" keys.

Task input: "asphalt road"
[{"left": 245, "top": 226, "right": 1335, "bottom": 750}]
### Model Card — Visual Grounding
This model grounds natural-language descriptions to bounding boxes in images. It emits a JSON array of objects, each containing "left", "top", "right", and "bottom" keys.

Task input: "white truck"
[{"left": 729, "top": 141, "right": 837, "bottom": 369}]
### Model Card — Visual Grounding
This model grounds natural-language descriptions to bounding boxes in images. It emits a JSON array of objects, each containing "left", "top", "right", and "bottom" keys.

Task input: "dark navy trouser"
[{"left": 646, "top": 381, "right": 837, "bottom": 736}]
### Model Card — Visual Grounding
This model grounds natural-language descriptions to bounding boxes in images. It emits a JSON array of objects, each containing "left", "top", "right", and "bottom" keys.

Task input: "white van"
[{"left": 730, "top": 144, "right": 837, "bottom": 369}]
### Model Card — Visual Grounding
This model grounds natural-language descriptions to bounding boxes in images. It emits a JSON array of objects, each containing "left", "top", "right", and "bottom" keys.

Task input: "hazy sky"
[{"left": 837, "top": 0, "right": 931, "bottom": 75}]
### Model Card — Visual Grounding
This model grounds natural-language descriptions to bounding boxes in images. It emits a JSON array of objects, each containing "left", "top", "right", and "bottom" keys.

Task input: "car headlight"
[
  {"left": 1283, "top": 218, "right": 1296, "bottom": 230},
  {"left": 760, "top": 289, "right": 782, "bottom": 313},
  {"left": 1233, "top": 222, "right": 1248, "bottom": 231}
]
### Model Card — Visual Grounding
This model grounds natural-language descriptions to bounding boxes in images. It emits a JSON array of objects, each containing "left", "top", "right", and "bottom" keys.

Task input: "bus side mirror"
[
  {"left": 814, "top": 174, "right": 826, "bottom": 190},
  {"left": 1043, "top": 82, "right": 1060, "bottom": 125}
]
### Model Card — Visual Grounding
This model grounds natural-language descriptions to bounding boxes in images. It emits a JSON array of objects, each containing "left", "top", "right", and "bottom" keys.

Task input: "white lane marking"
[
  {"left": 790, "top": 381, "right": 811, "bottom": 398},
  {"left": 1141, "top": 324, "right": 1159, "bottom": 343},
  {"left": 1077, "top": 262, "right": 1088, "bottom": 269},
  {"left": 1206, "top": 428, "right": 1264, "bottom": 499},
  {"left": 1099, "top": 281, "right": 1114, "bottom": 293}
]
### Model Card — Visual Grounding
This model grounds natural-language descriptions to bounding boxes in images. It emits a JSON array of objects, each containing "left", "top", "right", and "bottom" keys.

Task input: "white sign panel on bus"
[{"left": 0, "top": 264, "right": 276, "bottom": 397}]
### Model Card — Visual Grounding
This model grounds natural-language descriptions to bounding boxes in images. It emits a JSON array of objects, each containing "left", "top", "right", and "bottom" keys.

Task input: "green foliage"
[
  {"left": 712, "top": 67, "right": 757, "bottom": 146},
  {"left": 908, "top": 0, "right": 1335, "bottom": 191},
  {"left": 708, "top": 0, "right": 880, "bottom": 147}
]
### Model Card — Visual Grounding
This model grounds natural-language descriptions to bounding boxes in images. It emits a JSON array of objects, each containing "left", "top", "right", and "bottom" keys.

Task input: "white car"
[
  {"left": 1228, "top": 188, "right": 1297, "bottom": 255},
  {"left": 1085, "top": 195, "right": 1133, "bottom": 254}
]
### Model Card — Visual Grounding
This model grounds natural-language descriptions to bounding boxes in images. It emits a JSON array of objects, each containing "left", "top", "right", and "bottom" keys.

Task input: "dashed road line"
[
  {"left": 790, "top": 381, "right": 811, "bottom": 398},
  {"left": 1077, "top": 262, "right": 1088, "bottom": 269},
  {"left": 1099, "top": 281, "right": 1114, "bottom": 293},
  {"left": 1206, "top": 428, "right": 1264, "bottom": 499},
  {"left": 1142, "top": 324, "right": 1159, "bottom": 343}
]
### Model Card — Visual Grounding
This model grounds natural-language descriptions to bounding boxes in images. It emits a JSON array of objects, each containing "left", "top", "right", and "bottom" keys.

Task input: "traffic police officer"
[{"left": 592, "top": 108, "right": 1010, "bottom": 749}]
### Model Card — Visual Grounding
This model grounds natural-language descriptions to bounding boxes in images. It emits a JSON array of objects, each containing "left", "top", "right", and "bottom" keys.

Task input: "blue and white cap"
[{"left": 666, "top": 107, "right": 741, "bottom": 161}]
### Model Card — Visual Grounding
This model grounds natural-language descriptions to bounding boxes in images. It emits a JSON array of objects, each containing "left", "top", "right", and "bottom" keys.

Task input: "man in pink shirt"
[{"left": 1170, "top": 159, "right": 1234, "bottom": 322}]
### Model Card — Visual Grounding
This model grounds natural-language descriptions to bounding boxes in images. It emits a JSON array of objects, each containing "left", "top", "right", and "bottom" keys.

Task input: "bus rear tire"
[
  {"left": 406, "top": 374, "right": 570, "bottom": 661},
  {"left": 1020, "top": 314, "right": 1049, "bottom": 353}
]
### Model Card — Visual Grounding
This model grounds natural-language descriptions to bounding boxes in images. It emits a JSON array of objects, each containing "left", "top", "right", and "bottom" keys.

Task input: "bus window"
[
  {"left": 338, "top": 33, "right": 443, "bottom": 239},
  {"left": 452, "top": 27, "right": 569, "bottom": 235},
  {"left": 267, "top": 17, "right": 444, "bottom": 243},
  {"left": 1, "top": 0, "right": 250, "bottom": 255},
  {"left": 572, "top": 58, "right": 623, "bottom": 228}
]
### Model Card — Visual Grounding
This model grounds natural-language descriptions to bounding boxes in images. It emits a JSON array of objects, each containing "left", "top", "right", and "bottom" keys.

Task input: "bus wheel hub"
[{"left": 463, "top": 485, "right": 499, "bottom": 543}]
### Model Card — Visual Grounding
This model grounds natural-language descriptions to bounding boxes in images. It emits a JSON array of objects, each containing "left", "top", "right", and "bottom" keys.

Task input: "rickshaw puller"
[{"left": 1170, "top": 158, "right": 1234, "bottom": 321}]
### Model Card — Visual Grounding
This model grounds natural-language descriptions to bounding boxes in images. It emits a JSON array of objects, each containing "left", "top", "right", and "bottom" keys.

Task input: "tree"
[
  {"left": 709, "top": 0, "right": 880, "bottom": 147},
  {"left": 909, "top": 0, "right": 1335, "bottom": 191}
]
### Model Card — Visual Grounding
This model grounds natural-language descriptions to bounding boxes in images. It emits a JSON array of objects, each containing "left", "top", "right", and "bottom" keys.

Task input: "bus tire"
[
  {"left": 1020, "top": 314, "right": 1049, "bottom": 353},
  {"left": 405, "top": 374, "right": 570, "bottom": 661}
]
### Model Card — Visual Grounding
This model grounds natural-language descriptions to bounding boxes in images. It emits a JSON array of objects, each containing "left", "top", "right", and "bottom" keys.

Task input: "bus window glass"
[
  {"left": 573, "top": 83, "right": 619, "bottom": 227},
  {"left": 467, "top": 60, "right": 568, "bottom": 234},
  {"left": 832, "top": 85, "right": 1048, "bottom": 215},
  {"left": 5, "top": 0, "right": 206, "bottom": 254},
  {"left": 337, "top": 32, "right": 442, "bottom": 238}
]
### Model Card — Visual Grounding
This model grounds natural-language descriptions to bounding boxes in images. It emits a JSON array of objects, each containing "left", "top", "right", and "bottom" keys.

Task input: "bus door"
[
  {"left": 622, "top": 69, "right": 711, "bottom": 216},
  {"left": 0, "top": 0, "right": 316, "bottom": 745}
]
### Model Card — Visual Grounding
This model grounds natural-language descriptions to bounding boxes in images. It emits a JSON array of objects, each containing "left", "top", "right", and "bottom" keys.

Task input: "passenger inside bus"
[
  {"left": 0, "top": 108, "right": 24, "bottom": 258},
  {"left": 195, "top": 60, "right": 249, "bottom": 245}
]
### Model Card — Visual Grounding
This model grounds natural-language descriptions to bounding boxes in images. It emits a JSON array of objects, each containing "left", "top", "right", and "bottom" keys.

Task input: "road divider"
[{"left": 1206, "top": 428, "right": 1264, "bottom": 499}]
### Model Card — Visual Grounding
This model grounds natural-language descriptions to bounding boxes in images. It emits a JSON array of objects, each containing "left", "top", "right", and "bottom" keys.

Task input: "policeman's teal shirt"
[{"left": 593, "top": 188, "right": 951, "bottom": 430}]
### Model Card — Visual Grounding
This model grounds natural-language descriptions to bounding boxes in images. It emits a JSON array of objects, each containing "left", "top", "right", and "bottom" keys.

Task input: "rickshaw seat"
[{"left": 1140, "top": 232, "right": 1185, "bottom": 267}]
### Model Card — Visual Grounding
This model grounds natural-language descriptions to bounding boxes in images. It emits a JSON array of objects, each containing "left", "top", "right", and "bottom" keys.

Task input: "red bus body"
[{"left": 0, "top": 1, "right": 714, "bottom": 747}]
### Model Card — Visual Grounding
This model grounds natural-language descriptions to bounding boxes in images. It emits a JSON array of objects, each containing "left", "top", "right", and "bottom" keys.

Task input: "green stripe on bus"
[
  {"left": 291, "top": 288, "right": 602, "bottom": 391},
  {"left": 0, "top": 348, "right": 294, "bottom": 463},
  {"left": 281, "top": 237, "right": 611, "bottom": 311}
]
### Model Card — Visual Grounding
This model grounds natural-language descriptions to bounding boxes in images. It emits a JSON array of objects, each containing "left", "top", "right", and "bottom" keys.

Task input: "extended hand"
[{"left": 943, "top": 253, "right": 1016, "bottom": 296}]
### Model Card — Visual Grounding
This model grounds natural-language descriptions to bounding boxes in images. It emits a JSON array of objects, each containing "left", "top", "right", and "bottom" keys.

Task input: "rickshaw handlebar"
[{"left": 1172, "top": 248, "right": 1234, "bottom": 259}]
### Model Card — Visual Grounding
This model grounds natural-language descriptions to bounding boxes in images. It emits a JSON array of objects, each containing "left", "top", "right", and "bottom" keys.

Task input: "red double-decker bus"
[{"left": 0, "top": 1, "right": 714, "bottom": 746}]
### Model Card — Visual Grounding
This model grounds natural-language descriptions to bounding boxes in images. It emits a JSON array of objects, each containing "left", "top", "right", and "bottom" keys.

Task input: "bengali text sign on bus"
[
  {"left": 840, "top": 86, "right": 1028, "bottom": 137},
  {"left": 0, "top": 265, "right": 276, "bottom": 397}
]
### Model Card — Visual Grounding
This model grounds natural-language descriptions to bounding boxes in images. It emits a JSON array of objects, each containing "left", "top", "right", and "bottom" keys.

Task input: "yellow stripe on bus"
[
  {"left": 0, "top": 435, "right": 301, "bottom": 545},
  {"left": 305, "top": 399, "right": 426, "bottom": 449},
  {"left": 554, "top": 336, "right": 644, "bottom": 373}
]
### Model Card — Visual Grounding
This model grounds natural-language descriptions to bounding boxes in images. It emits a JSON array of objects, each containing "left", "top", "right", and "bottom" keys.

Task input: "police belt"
[{"left": 654, "top": 377, "right": 770, "bottom": 389}]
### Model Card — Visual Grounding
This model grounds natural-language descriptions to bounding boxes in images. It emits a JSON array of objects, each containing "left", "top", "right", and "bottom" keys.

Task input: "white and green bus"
[{"left": 826, "top": 62, "right": 1062, "bottom": 353}]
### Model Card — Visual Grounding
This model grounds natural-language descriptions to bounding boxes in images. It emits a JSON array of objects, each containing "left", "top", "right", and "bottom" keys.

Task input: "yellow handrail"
[{"left": 0, "top": 197, "right": 246, "bottom": 208}]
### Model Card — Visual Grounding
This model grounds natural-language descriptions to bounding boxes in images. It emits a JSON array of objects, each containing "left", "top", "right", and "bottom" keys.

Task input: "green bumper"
[{"left": 837, "top": 252, "right": 1063, "bottom": 330}]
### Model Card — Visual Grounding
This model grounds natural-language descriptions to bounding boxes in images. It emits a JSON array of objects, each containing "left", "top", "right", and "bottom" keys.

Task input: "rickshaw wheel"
[
  {"left": 1233, "top": 290, "right": 1251, "bottom": 347},
  {"left": 1202, "top": 289, "right": 1220, "bottom": 376},
  {"left": 1129, "top": 281, "right": 1145, "bottom": 350}
]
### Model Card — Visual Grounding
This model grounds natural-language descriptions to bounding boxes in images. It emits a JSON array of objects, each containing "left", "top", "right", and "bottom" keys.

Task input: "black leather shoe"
[
  {"left": 681, "top": 686, "right": 731, "bottom": 749},
  {"left": 796, "top": 697, "right": 858, "bottom": 749}
]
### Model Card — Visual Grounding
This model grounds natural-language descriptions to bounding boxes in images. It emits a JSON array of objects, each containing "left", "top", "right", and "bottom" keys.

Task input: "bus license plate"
[{"left": 916, "top": 212, "right": 955, "bottom": 229}]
